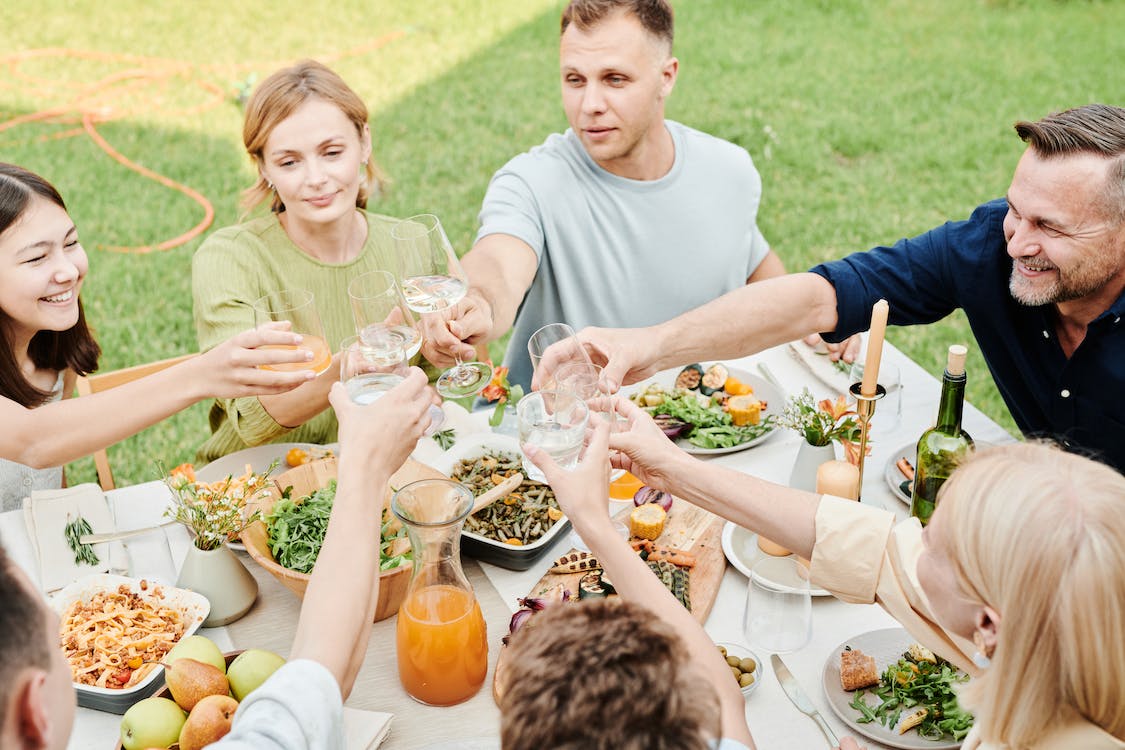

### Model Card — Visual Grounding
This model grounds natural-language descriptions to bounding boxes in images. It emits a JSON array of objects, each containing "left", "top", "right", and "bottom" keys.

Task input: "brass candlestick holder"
[{"left": 849, "top": 381, "right": 886, "bottom": 500}]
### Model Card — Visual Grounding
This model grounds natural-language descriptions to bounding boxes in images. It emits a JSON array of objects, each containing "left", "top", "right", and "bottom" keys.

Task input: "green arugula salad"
[
  {"left": 848, "top": 646, "right": 974, "bottom": 741},
  {"left": 266, "top": 480, "right": 412, "bottom": 574}
]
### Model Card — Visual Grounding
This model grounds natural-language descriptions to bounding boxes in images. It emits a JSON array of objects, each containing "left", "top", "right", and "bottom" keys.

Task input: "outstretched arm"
[
  {"left": 534, "top": 272, "right": 840, "bottom": 393},
  {"left": 525, "top": 419, "right": 756, "bottom": 748},
  {"left": 289, "top": 370, "right": 432, "bottom": 697},
  {"left": 1, "top": 324, "right": 314, "bottom": 469},
  {"left": 420, "top": 234, "right": 538, "bottom": 368}
]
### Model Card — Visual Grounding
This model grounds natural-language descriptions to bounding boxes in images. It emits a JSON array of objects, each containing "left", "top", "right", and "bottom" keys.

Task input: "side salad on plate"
[
  {"left": 847, "top": 644, "right": 974, "bottom": 742},
  {"left": 629, "top": 363, "right": 776, "bottom": 451}
]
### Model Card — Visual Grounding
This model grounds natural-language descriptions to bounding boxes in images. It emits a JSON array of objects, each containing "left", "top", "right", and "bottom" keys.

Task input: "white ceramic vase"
[
  {"left": 491, "top": 403, "right": 519, "bottom": 438},
  {"left": 788, "top": 441, "right": 837, "bottom": 493},
  {"left": 176, "top": 543, "right": 258, "bottom": 627}
]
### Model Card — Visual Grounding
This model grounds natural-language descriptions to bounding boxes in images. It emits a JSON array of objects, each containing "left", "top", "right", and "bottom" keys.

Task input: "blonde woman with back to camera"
[{"left": 598, "top": 395, "right": 1125, "bottom": 749}]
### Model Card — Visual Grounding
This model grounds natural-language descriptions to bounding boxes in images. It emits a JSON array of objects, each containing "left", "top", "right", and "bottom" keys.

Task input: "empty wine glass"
[
  {"left": 339, "top": 333, "right": 445, "bottom": 434},
  {"left": 391, "top": 214, "right": 492, "bottom": 398},
  {"left": 527, "top": 323, "right": 592, "bottom": 389},
  {"left": 347, "top": 270, "right": 422, "bottom": 360},
  {"left": 252, "top": 290, "right": 332, "bottom": 375}
]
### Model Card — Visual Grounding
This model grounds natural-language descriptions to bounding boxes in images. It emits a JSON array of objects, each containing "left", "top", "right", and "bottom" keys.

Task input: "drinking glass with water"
[
  {"left": 517, "top": 390, "right": 589, "bottom": 483},
  {"left": 340, "top": 333, "right": 445, "bottom": 434}
]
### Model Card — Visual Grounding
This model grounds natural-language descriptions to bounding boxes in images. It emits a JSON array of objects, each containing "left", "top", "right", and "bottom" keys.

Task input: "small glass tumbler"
[
  {"left": 743, "top": 557, "right": 812, "bottom": 653},
  {"left": 517, "top": 390, "right": 589, "bottom": 483}
]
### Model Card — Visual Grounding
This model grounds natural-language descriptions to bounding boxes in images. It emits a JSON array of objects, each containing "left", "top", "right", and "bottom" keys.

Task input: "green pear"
[
  {"left": 164, "top": 657, "right": 230, "bottom": 712},
  {"left": 119, "top": 697, "right": 186, "bottom": 750},
  {"left": 226, "top": 648, "right": 286, "bottom": 701},
  {"left": 179, "top": 694, "right": 239, "bottom": 750},
  {"left": 166, "top": 635, "right": 226, "bottom": 673}
]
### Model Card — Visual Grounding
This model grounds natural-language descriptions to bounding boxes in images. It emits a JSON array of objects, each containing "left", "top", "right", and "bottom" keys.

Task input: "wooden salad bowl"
[{"left": 240, "top": 457, "right": 443, "bottom": 622}]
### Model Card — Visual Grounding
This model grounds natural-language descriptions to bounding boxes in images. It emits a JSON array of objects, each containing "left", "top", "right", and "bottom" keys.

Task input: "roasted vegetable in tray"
[{"left": 453, "top": 450, "right": 563, "bottom": 546}]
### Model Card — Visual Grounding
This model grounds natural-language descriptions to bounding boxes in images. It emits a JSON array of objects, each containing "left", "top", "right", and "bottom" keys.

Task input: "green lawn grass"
[{"left": 1, "top": 0, "right": 1121, "bottom": 486}]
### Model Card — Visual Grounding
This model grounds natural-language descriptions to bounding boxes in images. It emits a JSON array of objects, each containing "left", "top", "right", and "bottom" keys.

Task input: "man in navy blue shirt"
[{"left": 562, "top": 104, "right": 1125, "bottom": 473}]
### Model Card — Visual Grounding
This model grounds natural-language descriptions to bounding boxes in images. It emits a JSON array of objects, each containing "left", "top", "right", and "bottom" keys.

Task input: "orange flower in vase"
[{"left": 481, "top": 366, "right": 525, "bottom": 429}]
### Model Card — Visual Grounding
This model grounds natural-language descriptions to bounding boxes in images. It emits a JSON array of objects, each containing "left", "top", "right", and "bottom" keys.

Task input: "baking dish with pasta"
[{"left": 50, "top": 574, "right": 209, "bottom": 713}]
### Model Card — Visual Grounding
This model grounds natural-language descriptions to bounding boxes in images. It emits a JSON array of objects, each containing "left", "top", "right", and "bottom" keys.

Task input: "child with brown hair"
[{"left": 509, "top": 419, "right": 755, "bottom": 750}]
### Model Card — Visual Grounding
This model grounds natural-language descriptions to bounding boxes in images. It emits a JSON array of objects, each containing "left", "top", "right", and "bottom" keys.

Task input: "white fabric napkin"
[
  {"left": 410, "top": 400, "right": 492, "bottom": 466},
  {"left": 23, "top": 483, "right": 121, "bottom": 593},
  {"left": 787, "top": 340, "right": 854, "bottom": 395},
  {"left": 343, "top": 706, "right": 394, "bottom": 750}
]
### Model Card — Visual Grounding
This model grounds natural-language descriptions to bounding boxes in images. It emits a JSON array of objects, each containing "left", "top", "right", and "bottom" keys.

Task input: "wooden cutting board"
[{"left": 523, "top": 498, "right": 726, "bottom": 623}]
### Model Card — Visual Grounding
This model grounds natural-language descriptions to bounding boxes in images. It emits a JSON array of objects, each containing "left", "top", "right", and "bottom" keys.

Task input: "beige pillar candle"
[
  {"left": 816, "top": 460, "right": 861, "bottom": 500},
  {"left": 860, "top": 299, "right": 889, "bottom": 396},
  {"left": 797, "top": 460, "right": 861, "bottom": 577}
]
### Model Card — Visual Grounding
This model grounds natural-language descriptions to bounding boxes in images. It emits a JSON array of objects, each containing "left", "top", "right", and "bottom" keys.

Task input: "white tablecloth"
[{"left": 1, "top": 342, "right": 1013, "bottom": 750}]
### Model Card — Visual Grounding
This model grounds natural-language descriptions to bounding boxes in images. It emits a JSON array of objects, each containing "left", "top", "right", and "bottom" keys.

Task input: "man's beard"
[{"left": 1008, "top": 256, "right": 1115, "bottom": 306}]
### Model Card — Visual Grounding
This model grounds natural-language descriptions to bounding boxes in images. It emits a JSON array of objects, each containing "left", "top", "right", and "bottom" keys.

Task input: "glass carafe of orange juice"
[{"left": 392, "top": 479, "right": 488, "bottom": 706}]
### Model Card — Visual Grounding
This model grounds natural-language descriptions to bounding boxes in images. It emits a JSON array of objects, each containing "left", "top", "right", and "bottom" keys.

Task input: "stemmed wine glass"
[
  {"left": 527, "top": 322, "right": 591, "bottom": 389},
  {"left": 348, "top": 270, "right": 423, "bottom": 360},
  {"left": 391, "top": 214, "right": 492, "bottom": 398},
  {"left": 339, "top": 332, "right": 445, "bottom": 434}
]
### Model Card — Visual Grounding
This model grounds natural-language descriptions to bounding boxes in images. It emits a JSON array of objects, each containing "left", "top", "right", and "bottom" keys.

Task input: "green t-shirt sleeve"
[{"left": 192, "top": 228, "right": 292, "bottom": 447}]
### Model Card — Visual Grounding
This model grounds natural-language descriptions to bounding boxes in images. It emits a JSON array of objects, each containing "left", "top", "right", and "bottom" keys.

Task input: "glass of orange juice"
[
  {"left": 251, "top": 289, "right": 332, "bottom": 375},
  {"left": 392, "top": 479, "right": 488, "bottom": 706}
]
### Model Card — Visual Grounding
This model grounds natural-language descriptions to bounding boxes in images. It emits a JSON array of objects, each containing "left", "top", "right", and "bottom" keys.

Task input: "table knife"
[{"left": 771, "top": 653, "right": 839, "bottom": 748}]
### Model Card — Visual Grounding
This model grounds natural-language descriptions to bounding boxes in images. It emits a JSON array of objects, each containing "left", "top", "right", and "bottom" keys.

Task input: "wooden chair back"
[{"left": 75, "top": 353, "right": 196, "bottom": 490}]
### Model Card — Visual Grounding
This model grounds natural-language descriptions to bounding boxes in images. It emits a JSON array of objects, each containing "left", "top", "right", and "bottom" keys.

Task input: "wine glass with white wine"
[{"left": 391, "top": 214, "right": 492, "bottom": 398}]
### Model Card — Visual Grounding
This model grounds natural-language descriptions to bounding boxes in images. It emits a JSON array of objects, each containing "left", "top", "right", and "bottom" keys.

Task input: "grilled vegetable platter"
[{"left": 627, "top": 364, "right": 781, "bottom": 454}]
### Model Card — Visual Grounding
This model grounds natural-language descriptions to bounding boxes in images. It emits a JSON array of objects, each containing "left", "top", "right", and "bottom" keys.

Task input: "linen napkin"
[
  {"left": 23, "top": 483, "right": 120, "bottom": 593},
  {"left": 343, "top": 706, "right": 394, "bottom": 750},
  {"left": 787, "top": 340, "right": 854, "bottom": 396},
  {"left": 409, "top": 400, "right": 492, "bottom": 466}
]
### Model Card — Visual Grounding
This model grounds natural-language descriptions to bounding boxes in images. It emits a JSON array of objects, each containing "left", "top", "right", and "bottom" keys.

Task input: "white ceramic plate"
[
  {"left": 884, "top": 441, "right": 916, "bottom": 505},
  {"left": 50, "top": 574, "right": 209, "bottom": 713},
  {"left": 720, "top": 522, "right": 830, "bottom": 597},
  {"left": 822, "top": 627, "right": 967, "bottom": 750},
  {"left": 884, "top": 440, "right": 994, "bottom": 507},
  {"left": 194, "top": 442, "right": 337, "bottom": 484},
  {"left": 624, "top": 365, "right": 783, "bottom": 455}
]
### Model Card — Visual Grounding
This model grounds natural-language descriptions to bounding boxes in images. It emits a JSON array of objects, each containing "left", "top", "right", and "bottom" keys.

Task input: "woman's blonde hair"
[
  {"left": 239, "top": 59, "right": 384, "bottom": 214},
  {"left": 939, "top": 442, "right": 1125, "bottom": 746}
]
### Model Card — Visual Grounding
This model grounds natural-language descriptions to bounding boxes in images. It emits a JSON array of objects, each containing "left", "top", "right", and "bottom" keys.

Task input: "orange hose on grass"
[
  {"left": 81, "top": 112, "right": 215, "bottom": 254},
  {"left": 0, "top": 32, "right": 405, "bottom": 254}
]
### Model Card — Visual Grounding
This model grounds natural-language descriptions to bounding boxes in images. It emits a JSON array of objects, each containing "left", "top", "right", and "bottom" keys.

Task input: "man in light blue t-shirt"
[{"left": 422, "top": 0, "right": 828, "bottom": 392}]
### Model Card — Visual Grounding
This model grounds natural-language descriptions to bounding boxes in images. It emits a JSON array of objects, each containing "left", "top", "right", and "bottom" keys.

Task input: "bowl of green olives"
[{"left": 717, "top": 642, "right": 761, "bottom": 698}]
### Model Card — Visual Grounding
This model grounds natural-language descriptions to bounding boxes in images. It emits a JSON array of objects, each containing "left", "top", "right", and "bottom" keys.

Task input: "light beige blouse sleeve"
[{"left": 808, "top": 495, "right": 979, "bottom": 676}]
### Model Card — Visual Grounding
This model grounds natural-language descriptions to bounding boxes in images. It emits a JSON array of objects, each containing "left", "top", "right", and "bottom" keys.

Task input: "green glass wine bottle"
[{"left": 910, "top": 344, "right": 974, "bottom": 525}]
